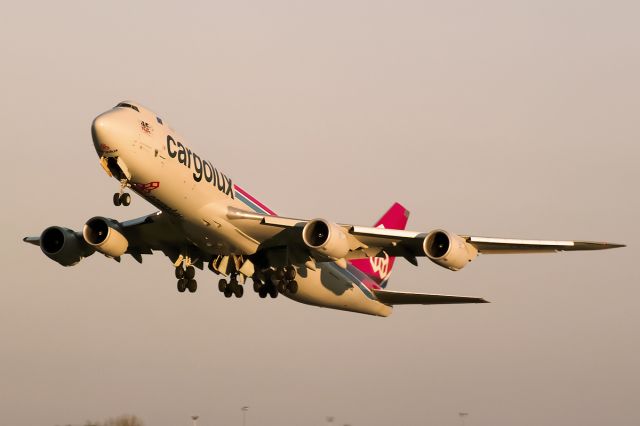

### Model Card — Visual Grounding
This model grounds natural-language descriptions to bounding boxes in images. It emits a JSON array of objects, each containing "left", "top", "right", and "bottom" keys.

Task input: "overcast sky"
[{"left": 1, "top": 1, "right": 638, "bottom": 426}]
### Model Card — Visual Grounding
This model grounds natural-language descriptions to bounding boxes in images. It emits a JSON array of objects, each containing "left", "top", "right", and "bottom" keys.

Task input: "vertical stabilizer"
[{"left": 349, "top": 202, "right": 409, "bottom": 288}]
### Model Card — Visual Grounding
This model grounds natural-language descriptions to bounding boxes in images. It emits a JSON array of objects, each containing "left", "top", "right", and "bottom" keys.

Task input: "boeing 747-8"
[{"left": 23, "top": 101, "right": 624, "bottom": 316}]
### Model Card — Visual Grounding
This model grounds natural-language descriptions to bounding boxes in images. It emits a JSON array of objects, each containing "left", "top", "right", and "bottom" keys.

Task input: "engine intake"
[
  {"left": 302, "top": 219, "right": 350, "bottom": 260},
  {"left": 40, "top": 226, "right": 94, "bottom": 266},
  {"left": 82, "top": 217, "right": 129, "bottom": 258},
  {"left": 424, "top": 229, "right": 478, "bottom": 271}
]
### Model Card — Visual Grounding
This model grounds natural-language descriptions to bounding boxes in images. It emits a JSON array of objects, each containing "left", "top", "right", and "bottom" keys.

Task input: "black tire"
[
  {"left": 285, "top": 267, "right": 296, "bottom": 280},
  {"left": 185, "top": 265, "right": 196, "bottom": 279},
  {"left": 113, "top": 193, "right": 121, "bottom": 206},
  {"left": 175, "top": 267, "right": 185, "bottom": 279},
  {"left": 188, "top": 279, "right": 197, "bottom": 293},
  {"left": 288, "top": 280, "right": 298, "bottom": 294},
  {"left": 258, "top": 287, "right": 268, "bottom": 298},
  {"left": 218, "top": 279, "right": 227, "bottom": 292},
  {"left": 269, "top": 286, "right": 278, "bottom": 298},
  {"left": 234, "top": 285, "right": 244, "bottom": 298},
  {"left": 177, "top": 279, "right": 186, "bottom": 293},
  {"left": 253, "top": 280, "right": 261, "bottom": 293},
  {"left": 274, "top": 268, "right": 285, "bottom": 280},
  {"left": 224, "top": 288, "right": 233, "bottom": 298},
  {"left": 277, "top": 281, "right": 287, "bottom": 293},
  {"left": 121, "top": 193, "right": 131, "bottom": 206}
]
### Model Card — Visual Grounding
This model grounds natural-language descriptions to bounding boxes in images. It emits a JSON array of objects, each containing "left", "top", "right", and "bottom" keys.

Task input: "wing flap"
[{"left": 373, "top": 289, "right": 488, "bottom": 305}]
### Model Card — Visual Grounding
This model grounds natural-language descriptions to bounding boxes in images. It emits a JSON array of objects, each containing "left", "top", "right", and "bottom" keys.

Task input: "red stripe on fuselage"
[{"left": 234, "top": 185, "right": 277, "bottom": 216}]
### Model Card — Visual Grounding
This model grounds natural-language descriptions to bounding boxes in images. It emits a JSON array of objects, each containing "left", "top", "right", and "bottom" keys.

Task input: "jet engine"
[
  {"left": 40, "top": 226, "right": 94, "bottom": 266},
  {"left": 302, "top": 219, "right": 350, "bottom": 260},
  {"left": 423, "top": 229, "right": 478, "bottom": 271},
  {"left": 82, "top": 216, "right": 129, "bottom": 258}
]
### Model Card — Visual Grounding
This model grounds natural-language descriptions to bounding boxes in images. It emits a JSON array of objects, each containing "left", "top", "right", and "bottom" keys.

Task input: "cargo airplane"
[{"left": 23, "top": 101, "right": 624, "bottom": 316}]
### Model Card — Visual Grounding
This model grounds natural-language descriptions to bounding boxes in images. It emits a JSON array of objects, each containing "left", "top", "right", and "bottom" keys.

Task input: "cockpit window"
[
  {"left": 115, "top": 102, "right": 140, "bottom": 112},
  {"left": 156, "top": 116, "right": 163, "bottom": 125}
]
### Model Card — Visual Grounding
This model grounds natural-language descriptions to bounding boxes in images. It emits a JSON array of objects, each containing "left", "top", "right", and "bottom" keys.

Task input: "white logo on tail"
[
  {"left": 370, "top": 251, "right": 391, "bottom": 280},
  {"left": 369, "top": 224, "right": 391, "bottom": 279}
]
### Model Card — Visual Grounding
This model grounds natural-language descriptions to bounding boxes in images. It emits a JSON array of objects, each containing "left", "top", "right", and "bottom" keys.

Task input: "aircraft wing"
[
  {"left": 23, "top": 211, "right": 199, "bottom": 265},
  {"left": 228, "top": 208, "right": 624, "bottom": 266},
  {"left": 116, "top": 211, "right": 186, "bottom": 256},
  {"left": 346, "top": 226, "right": 624, "bottom": 255},
  {"left": 373, "top": 289, "right": 488, "bottom": 305},
  {"left": 350, "top": 230, "right": 624, "bottom": 256}
]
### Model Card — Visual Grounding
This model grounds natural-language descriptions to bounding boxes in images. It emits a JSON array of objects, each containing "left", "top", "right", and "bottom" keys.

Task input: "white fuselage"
[{"left": 92, "top": 104, "right": 392, "bottom": 317}]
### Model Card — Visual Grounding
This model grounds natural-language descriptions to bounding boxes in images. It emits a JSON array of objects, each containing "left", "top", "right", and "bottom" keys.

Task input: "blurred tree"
[
  {"left": 101, "top": 415, "right": 144, "bottom": 426},
  {"left": 65, "top": 415, "right": 144, "bottom": 426}
]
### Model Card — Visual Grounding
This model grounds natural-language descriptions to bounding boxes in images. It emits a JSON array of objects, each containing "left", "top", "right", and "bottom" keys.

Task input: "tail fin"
[{"left": 349, "top": 202, "right": 410, "bottom": 288}]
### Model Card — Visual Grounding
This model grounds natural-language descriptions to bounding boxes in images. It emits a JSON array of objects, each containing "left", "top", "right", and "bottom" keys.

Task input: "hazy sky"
[{"left": 1, "top": 1, "right": 638, "bottom": 426}]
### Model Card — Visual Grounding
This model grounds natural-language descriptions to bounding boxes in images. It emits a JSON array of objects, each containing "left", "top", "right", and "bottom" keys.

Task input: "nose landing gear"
[
  {"left": 113, "top": 179, "right": 132, "bottom": 206},
  {"left": 113, "top": 192, "right": 131, "bottom": 206}
]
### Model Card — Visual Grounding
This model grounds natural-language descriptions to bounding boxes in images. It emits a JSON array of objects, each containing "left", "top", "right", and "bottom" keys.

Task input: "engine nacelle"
[
  {"left": 82, "top": 216, "right": 129, "bottom": 258},
  {"left": 40, "top": 226, "right": 94, "bottom": 266},
  {"left": 423, "top": 229, "right": 478, "bottom": 271},
  {"left": 302, "top": 219, "right": 350, "bottom": 260}
]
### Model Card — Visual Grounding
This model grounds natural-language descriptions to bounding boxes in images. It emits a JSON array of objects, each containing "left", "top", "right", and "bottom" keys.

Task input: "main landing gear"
[
  {"left": 218, "top": 274, "right": 244, "bottom": 298},
  {"left": 255, "top": 278, "right": 279, "bottom": 299},
  {"left": 175, "top": 264, "right": 197, "bottom": 293},
  {"left": 113, "top": 179, "right": 131, "bottom": 206},
  {"left": 253, "top": 266, "right": 298, "bottom": 298}
]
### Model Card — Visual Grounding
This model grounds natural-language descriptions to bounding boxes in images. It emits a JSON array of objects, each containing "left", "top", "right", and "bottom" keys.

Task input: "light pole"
[
  {"left": 241, "top": 406, "right": 249, "bottom": 426},
  {"left": 191, "top": 415, "right": 199, "bottom": 426},
  {"left": 459, "top": 412, "right": 468, "bottom": 426}
]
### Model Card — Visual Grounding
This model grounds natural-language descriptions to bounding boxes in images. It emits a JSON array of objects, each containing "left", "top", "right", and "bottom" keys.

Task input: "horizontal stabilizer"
[{"left": 373, "top": 289, "right": 488, "bottom": 305}]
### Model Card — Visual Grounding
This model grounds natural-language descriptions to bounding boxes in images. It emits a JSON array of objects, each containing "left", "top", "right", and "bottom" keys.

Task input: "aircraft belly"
[{"left": 285, "top": 265, "right": 392, "bottom": 317}]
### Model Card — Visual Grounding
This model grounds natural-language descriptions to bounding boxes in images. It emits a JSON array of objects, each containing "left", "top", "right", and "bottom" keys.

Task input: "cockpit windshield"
[{"left": 115, "top": 102, "right": 140, "bottom": 112}]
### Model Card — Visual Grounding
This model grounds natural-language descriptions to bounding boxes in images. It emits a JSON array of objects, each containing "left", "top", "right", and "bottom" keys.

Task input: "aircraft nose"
[{"left": 91, "top": 111, "right": 121, "bottom": 156}]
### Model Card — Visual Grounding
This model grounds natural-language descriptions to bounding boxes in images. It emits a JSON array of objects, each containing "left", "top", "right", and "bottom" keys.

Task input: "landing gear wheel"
[
  {"left": 258, "top": 287, "right": 268, "bottom": 298},
  {"left": 233, "top": 284, "right": 244, "bottom": 298},
  {"left": 218, "top": 279, "right": 227, "bottom": 293},
  {"left": 287, "top": 280, "right": 298, "bottom": 294},
  {"left": 277, "top": 281, "right": 287, "bottom": 293},
  {"left": 185, "top": 265, "right": 196, "bottom": 279},
  {"left": 273, "top": 268, "right": 285, "bottom": 280},
  {"left": 120, "top": 192, "right": 131, "bottom": 206},
  {"left": 177, "top": 279, "right": 186, "bottom": 293},
  {"left": 113, "top": 193, "right": 122, "bottom": 206},
  {"left": 269, "top": 286, "right": 278, "bottom": 298},
  {"left": 187, "top": 279, "right": 197, "bottom": 293},
  {"left": 253, "top": 280, "right": 262, "bottom": 293},
  {"left": 285, "top": 267, "right": 296, "bottom": 281},
  {"left": 175, "top": 267, "right": 185, "bottom": 279},
  {"left": 224, "top": 287, "right": 233, "bottom": 298}
]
